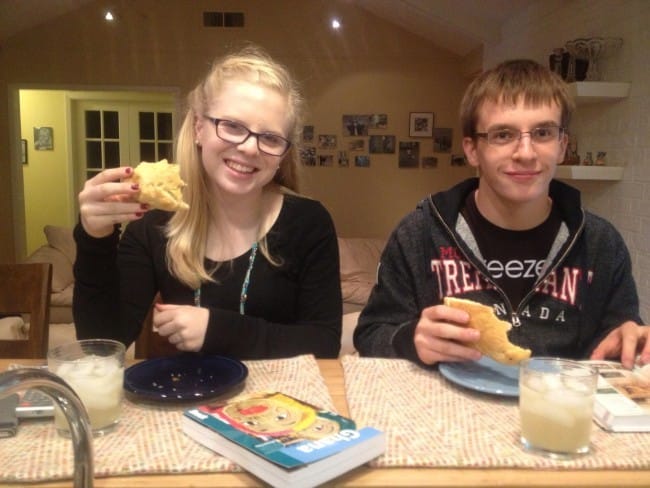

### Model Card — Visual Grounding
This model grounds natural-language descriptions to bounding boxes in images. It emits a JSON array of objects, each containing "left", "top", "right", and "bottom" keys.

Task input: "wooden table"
[{"left": 1, "top": 358, "right": 647, "bottom": 487}]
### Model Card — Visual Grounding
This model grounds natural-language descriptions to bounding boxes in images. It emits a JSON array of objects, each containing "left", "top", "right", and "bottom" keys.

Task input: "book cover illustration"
[
  {"left": 184, "top": 391, "right": 378, "bottom": 469},
  {"left": 589, "top": 361, "right": 650, "bottom": 410}
]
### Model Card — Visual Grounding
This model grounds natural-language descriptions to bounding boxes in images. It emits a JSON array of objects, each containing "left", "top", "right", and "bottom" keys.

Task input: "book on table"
[
  {"left": 585, "top": 360, "right": 650, "bottom": 432},
  {"left": 182, "top": 391, "right": 385, "bottom": 488}
]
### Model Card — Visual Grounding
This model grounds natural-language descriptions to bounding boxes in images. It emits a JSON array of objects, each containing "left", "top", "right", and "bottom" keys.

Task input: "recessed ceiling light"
[
  {"left": 331, "top": 18, "right": 341, "bottom": 30},
  {"left": 105, "top": 11, "right": 115, "bottom": 21}
]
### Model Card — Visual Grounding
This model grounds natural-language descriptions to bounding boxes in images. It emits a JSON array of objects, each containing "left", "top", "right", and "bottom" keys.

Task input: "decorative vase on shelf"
[
  {"left": 584, "top": 37, "right": 623, "bottom": 81},
  {"left": 564, "top": 39, "right": 589, "bottom": 82}
]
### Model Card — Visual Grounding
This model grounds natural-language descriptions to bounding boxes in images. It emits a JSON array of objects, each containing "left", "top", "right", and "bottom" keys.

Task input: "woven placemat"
[
  {"left": 342, "top": 355, "right": 650, "bottom": 469},
  {"left": 1, "top": 354, "right": 333, "bottom": 482}
]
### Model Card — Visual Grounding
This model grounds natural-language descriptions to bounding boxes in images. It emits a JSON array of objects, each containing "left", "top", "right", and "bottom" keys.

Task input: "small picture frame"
[
  {"left": 21, "top": 139, "right": 28, "bottom": 164},
  {"left": 302, "top": 125, "right": 314, "bottom": 143},
  {"left": 34, "top": 126, "right": 54, "bottom": 150},
  {"left": 409, "top": 112, "right": 434, "bottom": 138},
  {"left": 433, "top": 127, "right": 453, "bottom": 153},
  {"left": 398, "top": 141, "right": 420, "bottom": 168},
  {"left": 354, "top": 155, "right": 370, "bottom": 167}
]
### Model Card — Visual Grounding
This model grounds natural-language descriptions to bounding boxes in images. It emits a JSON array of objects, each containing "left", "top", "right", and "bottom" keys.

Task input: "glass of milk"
[
  {"left": 48, "top": 339, "right": 125, "bottom": 437},
  {"left": 519, "top": 357, "right": 597, "bottom": 459}
]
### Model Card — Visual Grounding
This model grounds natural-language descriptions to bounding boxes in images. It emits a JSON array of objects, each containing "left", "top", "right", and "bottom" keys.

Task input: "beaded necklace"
[{"left": 194, "top": 241, "right": 259, "bottom": 315}]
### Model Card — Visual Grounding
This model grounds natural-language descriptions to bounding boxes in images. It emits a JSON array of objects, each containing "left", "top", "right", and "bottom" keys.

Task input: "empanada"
[
  {"left": 444, "top": 296, "right": 531, "bottom": 365},
  {"left": 127, "top": 159, "right": 189, "bottom": 211}
]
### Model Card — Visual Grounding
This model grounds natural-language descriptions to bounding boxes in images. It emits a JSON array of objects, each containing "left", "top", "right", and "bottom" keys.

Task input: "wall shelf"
[
  {"left": 568, "top": 82, "right": 630, "bottom": 104},
  {"left": 555, "top": 165, "right": 624, "bottom": 181}
]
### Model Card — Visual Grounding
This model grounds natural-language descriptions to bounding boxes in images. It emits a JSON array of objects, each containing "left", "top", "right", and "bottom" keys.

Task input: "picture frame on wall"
[
  {"left": 433, "top": 127, "right": 453, "bottom": 152},
  {"left": 302, "top": 125, "right": 314, "bottom": 143},
  {"left": 318, "top": 134, "right": 337, "bottom": 150},
  {"left": 369, "top": 135, "right": 396, "bottom": 154},
  {"left": 342, "top": 114, "right": 370, "bottom": 136},
  {"left": 398, "top": 141, "right": 420, "bottom": 168},
  {"left": 409, "top": 112, "right": 434, "bottom": 138},
  {"left": 21, "top": 139, "right": 28, "bottom": 164},
  {"left": 34, "top": 126, "right": 54, "bottom": 150}
]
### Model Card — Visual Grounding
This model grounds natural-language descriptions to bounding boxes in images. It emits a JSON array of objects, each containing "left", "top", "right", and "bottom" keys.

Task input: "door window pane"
[
  {"left": 139, "top": 112, "right": 154, "bottom": 140},
  {"left": 85, "top": 111, "right": 101, "bottom": 138},
  {"left": 86, "top": 141, "right": 102, "bottom": 168},
  {"left": 105, "top": 142, "right": 120, "bottom": 168},
  {"left": 158, "top": 142, "right": 173, "bottom": 161},
  {"left": 157, "top": 113, "right": 173, "bottom": 140},
  {"left": 140, "top": 142, "right": 155, "bottom": 162},
  {"left": 104, "top": 111, "right": 119, "bottom": 138}
]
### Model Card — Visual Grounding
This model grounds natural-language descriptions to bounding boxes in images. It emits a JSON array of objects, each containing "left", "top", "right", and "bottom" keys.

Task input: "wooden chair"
[
  {"left": 134, "top": 294, "right": 179, "bottom": 359},
  {"left": 0, "top": 263, "right": 53, "bottom": 358}
]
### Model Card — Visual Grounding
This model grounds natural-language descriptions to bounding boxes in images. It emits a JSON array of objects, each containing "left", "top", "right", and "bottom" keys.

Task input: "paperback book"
[
  {"left": 182, "top": 391, "right": 385, "bottom": 488},
  {"left": 586, "top": 361, "right": 650, "bottom": 432}
]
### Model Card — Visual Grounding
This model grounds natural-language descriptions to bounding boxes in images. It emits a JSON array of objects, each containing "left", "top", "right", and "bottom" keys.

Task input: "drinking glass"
[
  {"left": 519, "top": 357, "right": 597, "bottom": 459},
  {"left": 48, "top": 339, "right": 125, "bottom": 437}
]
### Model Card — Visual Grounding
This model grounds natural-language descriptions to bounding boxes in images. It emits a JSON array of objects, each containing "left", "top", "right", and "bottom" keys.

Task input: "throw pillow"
[{"left": 44, "top": 225, "right": 76, "bottom": 263}]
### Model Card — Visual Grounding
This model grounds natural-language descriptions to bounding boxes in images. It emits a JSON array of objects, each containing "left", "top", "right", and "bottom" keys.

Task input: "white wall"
[{"left": 483, "top": 0, "right": 650, "bottom": 320}]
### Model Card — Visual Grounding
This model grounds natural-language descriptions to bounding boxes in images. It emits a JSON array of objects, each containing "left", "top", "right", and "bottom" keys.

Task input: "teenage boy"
[{"left": 354, "top": 59, "right": 648, "bottom": 369}]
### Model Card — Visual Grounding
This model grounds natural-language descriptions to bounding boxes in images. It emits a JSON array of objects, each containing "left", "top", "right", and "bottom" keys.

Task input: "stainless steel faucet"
[{"left": 0, "top": 368, "right": 94, "bottom": 487}]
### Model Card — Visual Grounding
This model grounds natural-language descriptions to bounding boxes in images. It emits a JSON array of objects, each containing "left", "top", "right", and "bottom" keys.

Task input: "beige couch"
[
  {"left": 338, "top": 237, "right": 385, "bottom": 355},
  {"left": 24, "top": 225, "right": 75, "bottom": 324},
  {"left": 20, "top": 227, "right": 385, "bottom": 355}
]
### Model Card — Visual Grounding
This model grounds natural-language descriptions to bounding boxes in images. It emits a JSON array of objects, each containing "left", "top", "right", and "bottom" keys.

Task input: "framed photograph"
[
  {"left": 354, "top": 155, "right": 370, "bottom": 167},
  {"left": 21, "top": 139, "right": 28, "bottom": 164},
  {"left": 409, "top": 112, "right": 434, "bottom": 138},
  {"left": 338, "top": 150, "right": 349, "bottom": 167},
  {"left": 347, "top": 139, "right": 365, "bottom": 152},
  {"left": 34, "top": 126, "right": 54, "bottom": 150},
  {"left": 302, "top": 125, "right": 314, "bottom": 143},
  {"left": 342, "top": 115, "right": 370, "bottom": 136},
  {"left": 451, "top": 154, "right": 468, "bottom": 166},
  {"left": 319, "top": 154, "right": 334, "bottom": 167},
  {"left": 317, "top": 134, "right": 337, "bottom": 150},
  {"left": 433, "top": 127, "right": 453, "bottom": 152},
  {"left": 369, "top": 135, "right": 396, "bottom": 154},
  {"left": 300, "top": 147, "right": 316, "bottom": 166},
  {"left": 368, "top": 114, "right": 388, "bottom": 129},
  {"left": 422, "top": 156, "right": 438, "bottom": 168},
  {"left": 398, "top": 141, "right": 420, "bottom": 168}
]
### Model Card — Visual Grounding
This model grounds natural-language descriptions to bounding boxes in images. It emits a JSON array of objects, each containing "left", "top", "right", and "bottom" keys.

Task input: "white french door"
[{"left": 72, "top": 100, "right": 175, "bottom": 198}]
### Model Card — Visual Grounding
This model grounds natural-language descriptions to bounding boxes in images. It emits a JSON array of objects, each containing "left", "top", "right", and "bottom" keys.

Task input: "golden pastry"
[{"left": 444, "top": 296, "right": 531, "bottom": 365}]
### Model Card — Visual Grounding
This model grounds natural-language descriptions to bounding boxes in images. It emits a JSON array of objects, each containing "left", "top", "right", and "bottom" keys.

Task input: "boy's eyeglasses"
[
  {"left": 205, "top": 117, "right": 292, "bottom": 156},
  {"left": 475, "top": 126, "right": 565, "bottom": 146}
]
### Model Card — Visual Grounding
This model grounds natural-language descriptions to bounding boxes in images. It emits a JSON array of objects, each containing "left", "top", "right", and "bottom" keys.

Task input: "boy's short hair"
[{"left": 460, "top": 59, "right": 574, "bottom": 138}]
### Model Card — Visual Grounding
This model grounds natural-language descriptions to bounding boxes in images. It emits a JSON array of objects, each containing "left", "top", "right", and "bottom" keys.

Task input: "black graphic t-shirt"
[{"left": 461, "top": 191, "right": 561, "bottom": 309}]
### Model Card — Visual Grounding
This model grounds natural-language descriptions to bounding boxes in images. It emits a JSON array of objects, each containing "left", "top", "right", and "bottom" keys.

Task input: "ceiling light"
[
  {"left": 104, "top": 11, "right": 115, "bottom": 21},
  {"left": 331, "top": 18, "right": 341, "bottom": 30}
]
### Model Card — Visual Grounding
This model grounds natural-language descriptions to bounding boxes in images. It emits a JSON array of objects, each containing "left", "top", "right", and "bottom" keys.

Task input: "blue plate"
[
  {"left": 439, "top": 356, "right": 520, "bottom": 397},
  {"left": 124, "top": 354, "right": 248, "bottom": 403}
]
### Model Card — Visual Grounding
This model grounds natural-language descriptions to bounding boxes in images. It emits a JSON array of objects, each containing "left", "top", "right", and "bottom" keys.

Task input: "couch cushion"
[
  {"left": 44, "top": 225, "right": 76, "bottom": 263},
  {"left": 0, "top": 316, "right": 25, "bottom": 340},
  {"left": 51, "top": 285, "right": 73, "bottom": 306},
  {"left": 338, "top": 238, "right": 385, "bottom": 306},
  {"left": 24, "top": 245, "right": 73, "bottom": 292}
]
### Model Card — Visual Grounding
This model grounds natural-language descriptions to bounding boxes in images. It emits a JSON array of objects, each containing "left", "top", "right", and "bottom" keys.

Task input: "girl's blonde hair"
[{"left": 166, "top": 45, "right": 305, "bottom": 289}]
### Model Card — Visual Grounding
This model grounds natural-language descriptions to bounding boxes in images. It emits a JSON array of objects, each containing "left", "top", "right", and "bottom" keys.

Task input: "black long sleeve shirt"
[{"left": 73, "top": 195, "right": 342, "bottom": 359}]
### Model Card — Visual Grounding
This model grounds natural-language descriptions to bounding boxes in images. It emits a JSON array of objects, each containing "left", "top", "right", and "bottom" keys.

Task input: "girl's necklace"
[{"left": 194, "top": 241, "right": 259, "bottom": 315}]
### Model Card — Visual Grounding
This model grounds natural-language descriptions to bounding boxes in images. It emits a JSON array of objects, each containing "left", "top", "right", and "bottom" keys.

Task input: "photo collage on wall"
[{"left": 300, "top": 111, "right": 465, "bottom": 168}]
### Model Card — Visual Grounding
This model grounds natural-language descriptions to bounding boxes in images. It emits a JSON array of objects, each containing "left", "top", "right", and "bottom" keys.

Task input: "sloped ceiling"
[
  {"left": 353, "top": 0, "right": 534, "bottom": 57},
  {"left": 0, "top": 0, "right": 533, "bottom": 57}
]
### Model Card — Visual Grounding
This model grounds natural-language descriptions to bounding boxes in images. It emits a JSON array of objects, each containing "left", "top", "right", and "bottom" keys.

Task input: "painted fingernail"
[
  {"left": 131, "top": 184, "right": 139, "bottom": 190},
  {"left": 125, "top": 167, "right": 132, "bottom": 174},
  {"left": 135, "top": 212, "right": 143, "bottom": 217},
  {"left": 140, "top": 203, "right": 149, "bottom": 210}
]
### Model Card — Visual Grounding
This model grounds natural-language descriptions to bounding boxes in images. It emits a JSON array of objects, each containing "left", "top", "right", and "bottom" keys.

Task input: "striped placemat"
[
  {"left": 1, "top": 354, "right": 333, "bottom": 482},
  {"left": 341, "top": 355, "right": 650, "bottom": 469}
]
